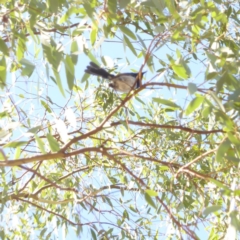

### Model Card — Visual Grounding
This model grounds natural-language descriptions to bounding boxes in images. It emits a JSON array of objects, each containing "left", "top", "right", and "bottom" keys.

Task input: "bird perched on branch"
[{"left": 85, "top": 62, "right": 146, "bottom": 93}]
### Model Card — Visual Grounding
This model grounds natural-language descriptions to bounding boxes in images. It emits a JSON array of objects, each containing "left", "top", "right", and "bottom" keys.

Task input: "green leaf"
[
  {"left": 216, "top": 72, "right": 236, "bottom": 93},
  {"left": 210, "top": 179, "right": 231, "bottom": 193},
  {"left": 141, "top": 0, "right": 155, "bottom": 7},
  {"left": 90, "top": 229, "right": 97, "bottom": 240},
  {"left": 40, "top": 228, "right": 48, "bottom": 237},
  {"left": 108, "top": 0, "right": 117, "bottom": 13},
  {"left": 152, "top": 0, "right": 166, "bottom": 11},
  {"left": 0, "top": 111, "right": 8, "bottom": 118},
  {"left": 123, "top": 209, "right": 129, "bottom": 220},
  {"left": 70, "top": 41, "right": 78, "bottom": 65},
  {"left": 229, "top": 211, "right": 240, "bottom": 232},
  {"left": 201, "top": 106, "right": 212, "bottom": 118},
  {"left": 0, "top": 37, "right": 9, "bottom": 56},
  {"left": 58, "top": 12, "right": 69, "bottom": 24},
  {"left": 47, "top": 133, "right": 60, "bottom": 152},
  {"left": 185, "top": 96, "right": 204, "bottom": 115},
  {"left": 0, "top": 229, "right": 4, "bottom": 239},
  {"left": 119, "top": 0, "right": 130, "bottom": 8},
  {"left": 188, "top": 83, "right": 197, "bottom": 95},
  {"left": 145, "top": 192, "right": 157, "bottom": 209},
  {"left": 42, "top": 38, "right": 62, "bottom": 71},
  {"left": 123, "top": 36, "right": 137, "bottom": 56},
  {"left": 14, "top": 147, "right": 21, "bottom": 159},
  {"left": 192, "top": 24, "right": 201, "bottom": 35},
  {"left": 227, "top": 132, "right": 240, "bottom": 147},
  {"left": 119, "top": 26, "right": 137, "bottom": 40},
  {"left": 203, "top": 205, "right": 222, "bottom": 217},
  {"left": 153, "top": 98, "right": 181, "bottom": 109},
  {"left": 90, "top": 27, "right": 97, "bottom": 45},
  {"left": 58, "top": 7, "right": 79, "bottom": 24},
  {"left": 65, "top": 55, "right": 75, "bottom": 90},
  {"left": 206, "top": 63, "right": 217, "bottom": 80},
  {"left": 145, "top": 189, "right": 158, "bottom": 197},
  {"left": 53, "top": 69, "right": 65, "bottom": 97},
  {"left": 83, "top": 3, "right": 94, "bottom": 18},
  {"left": 208, "top": 91, "right": 225, "bottom": 112},
  {"left": 27, "top": 126, "right": 41, "bottom": 134},
  {"left": 0, "top": 151, "right": 6, "bottom": 160},
  {"left": 20, "top": 58, "right": 35, "bottom": 77},
  {"left": 215, "top": 110, "right": 234, "bottom": 131},
  {"left": 41, "top": 100, "right": 52, "bottom": 113},
  {"left": 47, "top": 0, "right": 58, "bottom": 14},
  {"left": 172, "top": 29, "right": 185, "bottom": 41},
  {"left": 171, "top": 58, "right": 190, "bottom": 79},
  {"left": 4, "top": 141, "right": 27, "bottom": 148},
  {"left": 228, "top": 88, "right": 240, "bottom": 102},
  {"left": 16, "top": 35, "right": 26, "bottom": 61},
  {"left": 135, "top": 96, "right": 145, "bottom": 105},
  {"left": 216, "top": 139, "right": 230, "bottom": 162},
  {"left": 35, "top": 134, "right": 46, "bottom": 154},
  {"left": 137, "top": 34, "right": 147, "bottom": 49},
  {"left": 225, "top": 156, "right": 240, "bottom": 163},
  {"left": 84, "top": 48, "right": 99, "bottom": 64},
  {"left": 234, "top": 190, "right": 240, "bottom": 197},
  {"left": 165, "top": 0, "right": 179, "bottom": 19},
  {"left": 0, "top": 56, "right": 6, "bottom": 89}
]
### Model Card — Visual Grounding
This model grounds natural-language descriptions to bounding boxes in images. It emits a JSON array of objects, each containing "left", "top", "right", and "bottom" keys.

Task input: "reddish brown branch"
[
  {"left": 101, "top": 147, "right": 197, "bottom": 239},
  {"left": 33, "top": 165, "right": 91, "bottom": 196},
  {"left": 20, "top": 165, "right": 78, "bottom": 194},
  {"left": 110, "top": 121, "right": 224, "bottom": 134}
]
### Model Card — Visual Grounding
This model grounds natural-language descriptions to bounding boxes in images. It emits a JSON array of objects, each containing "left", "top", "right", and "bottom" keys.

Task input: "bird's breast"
[{"left": 110, "top": 75, "right": 137, "bottom": 92}]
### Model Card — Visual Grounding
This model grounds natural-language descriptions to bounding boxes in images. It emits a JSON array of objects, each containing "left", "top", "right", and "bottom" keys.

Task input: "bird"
[{"left": 85, "top": 62, "right": 146, "bottom": 93}]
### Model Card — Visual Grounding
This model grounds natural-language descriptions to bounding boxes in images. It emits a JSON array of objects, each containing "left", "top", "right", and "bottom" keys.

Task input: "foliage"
[{"left": 0, "top": 0, "right": 240, "bottom": 239}]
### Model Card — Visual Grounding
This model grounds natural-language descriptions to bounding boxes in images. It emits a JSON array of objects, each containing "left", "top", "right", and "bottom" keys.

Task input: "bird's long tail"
[{"left": 85, "top": 62, "right": 115, "bottom": 79}]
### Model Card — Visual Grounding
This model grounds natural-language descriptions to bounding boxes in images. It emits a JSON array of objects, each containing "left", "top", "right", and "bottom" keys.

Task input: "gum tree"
[{"left": 0, "top": 0, "right": 239, "bottom": 239}]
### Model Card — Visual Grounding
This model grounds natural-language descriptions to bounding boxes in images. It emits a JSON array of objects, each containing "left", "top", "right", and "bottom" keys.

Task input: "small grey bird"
[{"left": 85, "top": 62, "right": 146, "bottom": 93}]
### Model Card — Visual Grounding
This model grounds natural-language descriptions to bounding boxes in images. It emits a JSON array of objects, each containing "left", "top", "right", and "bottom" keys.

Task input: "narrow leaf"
[
  {"left": 203, "top": 205, "right": 222, "bottom": 217},
  {"left": 4, "top": 141, "right": 27, "bottom": 148},
  {"left": 185, "top": 96, "right": 204, "bottom": 115},
  {"left": 70, "top": 41, "right": 78, "bottom": 65},
  {"left": 35, "top": 134, "right": 46, "bottom": 154},
  {"left": 171, "top": 58, "right": 190, "bottom": 79},
  {"left": 16, "top": 36, "right": 26, "bottom": 61},
  {"left": 14, "top": 147, "right": 21, "bottom": 159},
  {"left": 27, "top": 126, "right": 41, "bottom": 134},
  {"left": 0, "top": 56, "right": 6, "bottom": 89},
  {"left": 48, "top": 0, "right": 58, "bottom": 14},
  {"left": 40, "top": 100, "right": 52, "bottom": 113},
  {"left": 145, "top": 192, "right": 157, "bottom": 209},
  {"left": 210, "top": 179, "right": 231, "bottom": 193},
  {"left": 119, "top": 26, "right": 137, "bottom": 40},
  {"left": 123, "top": 36, "right": 137, "bottom": 56},
  {"left": 119, "top": 0, "right": 130, "bottom": 8},
  {"left": 153, "top": 98, "right": 181, "bottom": 109},
  {"left": 90, "top": 229, "right": 97, "bottom": 240},
  {"left": 46, "top": 133, "right": 60, "bottom": 152},
  {"left": 145, "top": 189, "right": 158, "bottom": 197},
  {"left": 0, "top": 37, "right": 9, "bottom": 56},
  {"left": 216, "top": 139, "right": 230, "bottom": 162},
  {"left": 108, "top": 0, "right": 117, "bottom": 13},
  {"left": 90, "top": 27, "right": 97, "bottom": 45},
  {"left": 20, "top": 58, "right": 35, "bottom": 77},
  {"left": 65, "top": 55, "right": 75, "bottom": 90},
  {"left": 53, "top": 69, "right": 65, "bottom": 97}
]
